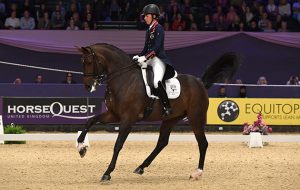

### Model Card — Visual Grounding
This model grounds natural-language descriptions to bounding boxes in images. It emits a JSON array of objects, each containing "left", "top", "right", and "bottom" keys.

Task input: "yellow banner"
[{"left": 207, "top": 98, "right": 300, "bottom": 125}]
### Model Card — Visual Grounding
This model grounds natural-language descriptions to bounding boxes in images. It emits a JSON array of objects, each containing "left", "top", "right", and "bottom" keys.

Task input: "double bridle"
[{"left": 81, "top": 47, "right": 137, "bottom": 87}]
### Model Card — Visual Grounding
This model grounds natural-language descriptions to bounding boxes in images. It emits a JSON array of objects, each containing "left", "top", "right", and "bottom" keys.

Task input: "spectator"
[
  {"left": 110, "top": 0, "right": 121, "bottom": 21},
  {"left": 226, "top": 6, "right": 238, "bottom": 24},
  {"left": 257, "top": 76, "right": 268, "bottom": 85},
  {"left": 84, "top": 12, "right": 95, "bottom": 30},
  {"left": 212, "top": 5, "right": 224, "bottom": 23},
  {"left": 172, "top": 13, "right": 186, "bottom": 31},
  {"left": 82, "top": 21, "right": 91, "bottom": 30},
  {"left": 248, "top": 20, "right": 261, "bottom": 32},
  {"left": 293, "top": 0, "right": 300, "bottom": 23},
  {"left": 61, "top": 72, "right": 77, "bottom": 84},
  {"left": 35, "top": 74, "right": 43, "bottom": 84},
  {"left": 286, "top": 75, "right": 300, "bottom": 85},
  {"left": 239, "top": 86, "right": 247, "bottom": 98},
  {"left": 37, "top": 11, "right": 51, "bottom": 29},
  {"left": 228, "top": 15, "right": 240, "bottom": 31},
  {"left": 4, "top": 11, "right": 20, "bottom": 29},
  {"left": 278, "top": 0, "right": 291, "bottom": 18},
  {"left": 239, "top": 21, "right": 245, "bottom": 31},
  {"left": 278, "top": 20, "right": 289, "bottom": 32},
  {"left": 215, "top": 15, "right": 228, "bottom": 31},
  {"left": 218, "top": 86, "right": 227, "bottom": 98},
  {"left": 66, "top": 18, "right": 79, "bottom": 30},
  {"left": 20, "top": 10, "right": 35, "bottom": 30},
  {"left": 34, "top": 3, "right": 49, "bottom": 22},
  {"left": 13, "top": 77, "right": 22, "bottom": 85},
  {"left": 258, "top": 12, "right": 270, "bottom": 31},
  {"left": 263, "top": 20, "right": 276, "bottom": 32},
  {"left": 266, "top": 0, "right": 278, "bottom": 20},
  {"left": 201, "top": 14, "right": 215, "bottom": 31},
  {"left": 51, "top": 11, "right": 65, "bottom": 29},
  {"left": 65, "top": 2, "right": 78, "bottom": 21}
]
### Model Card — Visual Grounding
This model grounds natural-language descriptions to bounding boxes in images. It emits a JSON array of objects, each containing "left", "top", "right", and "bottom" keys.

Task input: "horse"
[{"left": 76, "top": 43, "right": 240, "bottom": 182}]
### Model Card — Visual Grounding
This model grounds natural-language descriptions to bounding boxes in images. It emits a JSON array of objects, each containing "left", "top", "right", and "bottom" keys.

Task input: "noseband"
[{"left": 81, "top": 46, "right": 137, "bottom": 86}]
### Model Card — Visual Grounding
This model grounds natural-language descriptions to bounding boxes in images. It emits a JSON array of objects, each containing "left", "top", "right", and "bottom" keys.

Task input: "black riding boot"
[{"left": 156, "top": 81, "right": 172, "bottom": 117}]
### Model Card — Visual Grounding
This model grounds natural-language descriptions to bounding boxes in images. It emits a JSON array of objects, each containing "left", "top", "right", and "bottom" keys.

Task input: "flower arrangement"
[{"left": 243, "top": 112, "right": 272, "bottom": 135}]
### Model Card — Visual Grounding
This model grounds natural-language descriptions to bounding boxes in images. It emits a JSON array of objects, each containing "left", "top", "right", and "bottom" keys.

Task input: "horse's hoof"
[
  {"left": 101, "top": 174, "right": 111, "bottom": 182},
  {"left": 189, "top": 169, "right": 203, "bottom": 181},
  {"left": 133, "top": 167, "right": 144, "bottom": 175},
  {"left": 79, "top": 147, "right": 87, "bottom": 158}
]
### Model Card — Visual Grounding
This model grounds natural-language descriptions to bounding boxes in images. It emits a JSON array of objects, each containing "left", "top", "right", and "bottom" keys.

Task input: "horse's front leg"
[
  {"left": 101, "top": 122, "right": 132, "bottom": 182},
  {"left": 77, "top": 111, "right": 118, "bottom": 157}
]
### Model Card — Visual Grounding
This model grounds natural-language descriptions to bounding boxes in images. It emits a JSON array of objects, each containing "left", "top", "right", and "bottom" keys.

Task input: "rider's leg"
[{"left": 149, "top": 57, "right": 172, "bottom": 116}]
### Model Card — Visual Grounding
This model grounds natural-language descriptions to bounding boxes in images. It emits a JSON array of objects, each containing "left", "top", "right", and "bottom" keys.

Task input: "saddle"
[{"left": 141, "top": 64, "right": 181, "bottom": 99}]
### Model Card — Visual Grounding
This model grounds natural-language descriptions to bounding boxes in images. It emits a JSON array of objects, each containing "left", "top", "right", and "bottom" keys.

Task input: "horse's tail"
[{"left": 201, "top": 52, "right": 240, "bottom": 89}]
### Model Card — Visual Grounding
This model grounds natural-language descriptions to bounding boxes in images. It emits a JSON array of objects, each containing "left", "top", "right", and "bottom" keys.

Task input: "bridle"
[{"left": 81, "top": 47, "right": 137, "bottom": 89}]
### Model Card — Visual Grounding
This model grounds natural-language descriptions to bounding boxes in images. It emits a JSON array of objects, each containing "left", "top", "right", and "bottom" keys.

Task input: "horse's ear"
[{"left": 75, "top": 46, "right": 89, "bottom": 54}]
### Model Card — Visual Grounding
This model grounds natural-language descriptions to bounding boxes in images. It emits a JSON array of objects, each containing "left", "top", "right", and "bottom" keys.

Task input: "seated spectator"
[
  {"left": 239, "top": 86, "right": 247, "bottom": 98},
  {"left": 20, "top": 10, "right": 35, "bottom": 30},
  {"left": 257, "top": 76, "right": 268, "bottom": 85},
  {"left": 61, "top": 72, "right": 76, "bottom": 84},
  {"left": 200, "top": 14, "right": 215, "bottom": 31},
  {"left": 286, "top": 75, "right": 300, "bottom": 85},
  {"left": 226, "top": 6, "right": 238, "bottom": 24},
  {"left": 278, "top": 0, "right": 291, "bottom": 18},
  {"left": 239, "top": 21, "right": 245, "bottom": 31},
  {"left": 82, "top": 21, "right": 91, "bottom": 30},
  {"left": 163, "top": 22, "right": 170, "bottom": 31},
  {"left": 215, "top": 15, "right": 228, "bottom": 31},
  {"left": 51, "top": 11, "right": 65, "bottom": 29},
  {"left": 172, "top": 13, "right": 186, "bottom": 31},
  {"left": 263, "top": 20, "right": 276, "bottom": 32},
  {"left": 228, "top": 15, "right": 240, "bottom": 31},
  {"left": 4, "top": 11, "right": 20, "bottom": 29},
  {"left": 37, "top": 12, "right": 51, "bottom": 29},
  {"left": 212, "top": 5, "right": 224, "bottom": 23},
  {"left": 248, "top": 20, "right": 261, "bottom": 32},
  {"left": 292, "top": 0, "right": 300, "bottom": 23},
  {"left": 84, "top": 12, "right": 95, "bottom": 30},
  {"left": 277, "top": 20, "right": 289, "bottom": 32},
  {"left": 13, "top": 77, "right": 22, "bottom": 84},
  {"left": 66, "top": 18, "right": 79, "bottom": 30},
  {"left": 245, "top": 6, "right": 254, "bottom": 25},
  {"left": 258, "top": 12, "right": 270, "bottom": 31},
  {"left": 35, "top": 74, "right": 43, "bottom": 84},
  {"left": 266, "top": 0, "right": 279, "bottom": 20},
  {"left": 218, "top": 85, "right": 227, "bottom": 98}
]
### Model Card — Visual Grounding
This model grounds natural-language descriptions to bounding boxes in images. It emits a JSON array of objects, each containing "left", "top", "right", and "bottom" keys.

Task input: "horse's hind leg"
[
  {"left": 188, "top": 110, "right": 208, "bottom": 180},
  {"left": 134, "top": 116, "right": 182, "bottom": 175},
  {"left": 77, "top": 111, "right": 118, "bottom": 157}
]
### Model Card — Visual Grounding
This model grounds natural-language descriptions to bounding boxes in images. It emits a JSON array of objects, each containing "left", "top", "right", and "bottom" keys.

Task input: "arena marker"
[
  {"left": 248, "top": 132, "right": 263, "bottom": 148},
  {"left": 0, "top": 115, "right": 4, "bottom": 144}
]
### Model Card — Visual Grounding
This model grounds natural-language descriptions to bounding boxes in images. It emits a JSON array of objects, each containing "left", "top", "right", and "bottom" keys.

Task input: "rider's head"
[{"left": 142, "top": 4, "right": 160, "bottom": 25}]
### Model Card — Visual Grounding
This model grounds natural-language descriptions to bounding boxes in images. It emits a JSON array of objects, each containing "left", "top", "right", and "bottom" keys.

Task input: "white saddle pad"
[{"left": 141, "top": 68, "right": 181, "bottom": 99}]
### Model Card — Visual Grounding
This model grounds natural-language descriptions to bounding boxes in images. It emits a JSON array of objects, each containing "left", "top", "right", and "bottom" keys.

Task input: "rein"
[{"left": 83, "top": 47, "right": 137, "bottom": 85}]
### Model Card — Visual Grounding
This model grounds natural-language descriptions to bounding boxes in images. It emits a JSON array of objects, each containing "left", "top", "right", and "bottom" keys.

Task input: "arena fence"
[{"left": 0, "top": 133, "right": 300, "bottom": 142}]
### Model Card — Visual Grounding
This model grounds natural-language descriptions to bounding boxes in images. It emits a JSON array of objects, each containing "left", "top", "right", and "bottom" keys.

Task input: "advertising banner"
[
  {"left": 207, "top": 98, "right": 300, "bottom": 125},
  {"left": 2, "top": 97, "right": 103, "bottom": 124}
]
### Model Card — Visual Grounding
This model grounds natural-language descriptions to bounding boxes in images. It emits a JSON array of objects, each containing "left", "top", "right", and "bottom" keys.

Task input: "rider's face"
[{"left": 144, "top": 14, "right": 153, "bottom": 25}]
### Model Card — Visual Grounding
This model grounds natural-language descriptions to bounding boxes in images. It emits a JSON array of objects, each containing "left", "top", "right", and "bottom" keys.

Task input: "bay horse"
[{"left": 76, "top": 43, "right": 239, "bottom": 182}]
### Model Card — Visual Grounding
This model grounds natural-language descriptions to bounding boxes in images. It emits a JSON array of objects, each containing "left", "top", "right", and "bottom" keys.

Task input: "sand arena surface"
[{"left": 0, "top": 141, "right": 299, "bottom": 190}]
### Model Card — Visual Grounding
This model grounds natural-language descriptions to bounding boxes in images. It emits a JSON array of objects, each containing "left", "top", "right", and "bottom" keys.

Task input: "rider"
[{"left": 133, "top": 4, "right": 172, "bottom": 117}]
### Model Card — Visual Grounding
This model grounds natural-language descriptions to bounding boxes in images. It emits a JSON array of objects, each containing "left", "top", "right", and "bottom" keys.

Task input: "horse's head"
[{"left": 76, "top": 46, "right": 106, "bottom": 92}]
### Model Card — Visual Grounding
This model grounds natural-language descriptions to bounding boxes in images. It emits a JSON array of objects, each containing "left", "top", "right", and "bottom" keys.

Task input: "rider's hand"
[{"left": 132, "top": 55, "right": 139, "bottom": 61}]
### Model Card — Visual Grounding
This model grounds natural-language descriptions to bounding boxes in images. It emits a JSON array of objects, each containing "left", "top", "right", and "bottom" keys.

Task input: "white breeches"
[{"left": 147, "top": 57, "right": 166, "bottom": 88}]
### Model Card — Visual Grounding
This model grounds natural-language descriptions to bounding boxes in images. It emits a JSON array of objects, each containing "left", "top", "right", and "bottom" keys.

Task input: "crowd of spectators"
[{"left": 0, "top": 0, "right": 299, "bottom": 31}]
